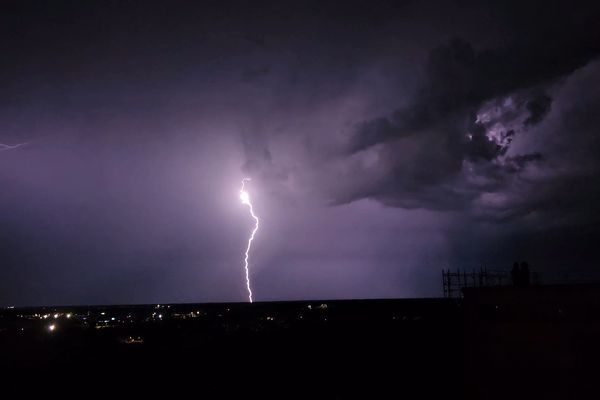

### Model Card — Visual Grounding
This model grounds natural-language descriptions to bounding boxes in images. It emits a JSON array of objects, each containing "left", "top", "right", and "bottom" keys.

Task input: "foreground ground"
[{"left": 1, "top": 286, "right": 599, "bottom": 398}]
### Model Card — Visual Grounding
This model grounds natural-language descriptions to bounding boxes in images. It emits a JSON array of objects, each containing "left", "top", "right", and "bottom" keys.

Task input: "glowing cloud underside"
[{"left": 240, "top": 178, "right": 259, "bottom": 303}]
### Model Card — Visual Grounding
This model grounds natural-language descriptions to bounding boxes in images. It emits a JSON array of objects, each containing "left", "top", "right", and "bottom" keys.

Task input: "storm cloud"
[
  {"left": 337, "top": 21, "right": 600, "bottom": 211},
  {"left": 2, "top": 1, "right": 600, "bottom": 305}
]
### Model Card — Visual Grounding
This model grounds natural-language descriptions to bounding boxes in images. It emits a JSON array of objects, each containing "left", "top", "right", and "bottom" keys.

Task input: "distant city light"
[
  {"left": 48, "top": 324, "right": 56, "bottom": 332},
  {"left": 54, "top": 313, "right": 59, "bottom": 319},
  {"left": 66, "top": 313, "right": 72, "bottom": 319}
]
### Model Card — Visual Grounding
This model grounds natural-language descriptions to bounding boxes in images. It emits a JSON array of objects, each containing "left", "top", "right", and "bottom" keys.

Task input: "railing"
[
  {"left": 442, "top": 268, "right": 511, "bottom": 298},
  {"left": 442, "top": 268, "right": 600, "bottom": 297}
]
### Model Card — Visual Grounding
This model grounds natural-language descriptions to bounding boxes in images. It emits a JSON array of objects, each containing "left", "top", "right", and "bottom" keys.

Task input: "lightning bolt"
[
  {"left": 0, "top": 142, "right": 28, "bottom": 152},
  {"left": 240, "top": 178, "right": 259, "bottom": 303}
]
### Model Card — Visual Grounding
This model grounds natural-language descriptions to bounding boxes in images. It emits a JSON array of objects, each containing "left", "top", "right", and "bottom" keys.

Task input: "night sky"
[{"left": 2, "top": 1, "right": 600, "bottom": 306}]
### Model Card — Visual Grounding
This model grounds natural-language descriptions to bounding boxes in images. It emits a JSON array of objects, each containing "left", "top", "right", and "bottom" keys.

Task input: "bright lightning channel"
[
  {"left": 0, "top": 142, "right": 28, "bottom": 152},
  {"left": 240, "top": 178, "right": 259, "bottom": 303}
]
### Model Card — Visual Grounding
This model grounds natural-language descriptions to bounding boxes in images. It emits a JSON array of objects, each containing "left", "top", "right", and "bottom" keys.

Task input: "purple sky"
[{"left": 2, "top": 1, "right": 600, "bottom": 305}]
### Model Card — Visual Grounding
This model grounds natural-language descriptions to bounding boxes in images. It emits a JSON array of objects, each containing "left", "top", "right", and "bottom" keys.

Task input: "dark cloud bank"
[{"left": 2, "top": 1, "right": 600, "bottom": 304}]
